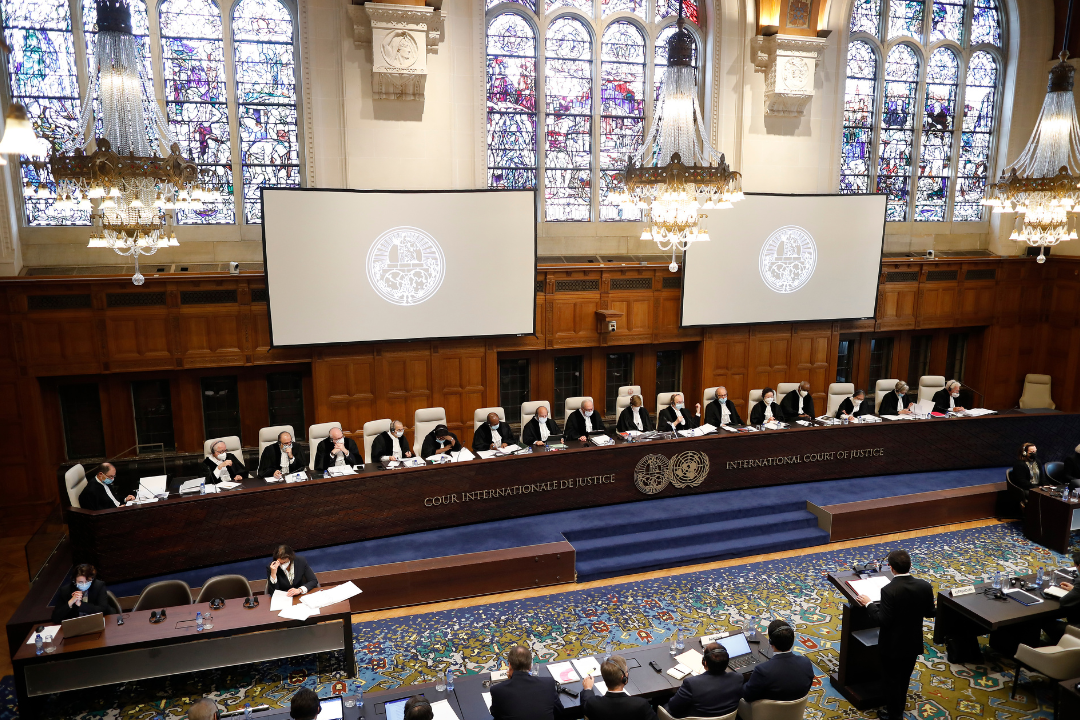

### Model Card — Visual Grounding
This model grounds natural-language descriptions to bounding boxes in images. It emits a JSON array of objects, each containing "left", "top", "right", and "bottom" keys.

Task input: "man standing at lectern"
[{"left": 855, "top": 549, "right": 935, "bottom": 720}]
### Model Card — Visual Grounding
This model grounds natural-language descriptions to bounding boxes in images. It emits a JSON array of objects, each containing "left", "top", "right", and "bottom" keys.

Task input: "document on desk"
[
  {"left": 477, "top": 450, "right": 499, "bottom": 459},
  {"left": 545, "top": 661, "right": 580, "bottom": 683},
  {"left": 451, "top": 448, "right": 475, "bottom": 462},
  {"left": 962, "top": 408, "right": 997, "bottom": 417},
  {"left": 26, "top": 625, "right": 60, "bottom": 643},
  {"left": 589, "top": 435, "right": 615, "bottom": 446},
  {"left": 216, "top": 481, "right": 242, "bottom": 490},
  {"left": 138, "top": 475, "right": 168, "bottom": 500},
  {"left": 481, "top": 693, "right": 492, "bottom": 710},
  {"left": 675, "top": 649, "right": 705, "bottom": 675},
  {"left": 180, "top": 479, "right": 203, "bottom": 493},
  {"left": 429, "top": 700, "right": 459, "bottom": 720},
  {"left": 678, "top": 424, "right": 717, "bottom": 438},
  {"left": 571, "top": 656, "right": 602, "bottom": 678},
  {"left": 300, "top": 580, "right": 362, "bottom": 609},
  {"left": 846, "top": 576, "right": 891, "bottom": 603},
  {"left": 279, "top": 603, "right": 320, "bottom": 620},
  {"left": 916, "top": 399, "right": 936, "bottom": 414},
  {"left": 426, "top": 454, "right": 452, "bottom": 464},
  {"left": 270, "top": 590, "right": 293, "bottom": 611},
  {"left": 264, "top": 475, "right": 285, "bottom": 483},
  {"left": 326, "top": 466, "right": 355, "bottom": 477},
  {"left": 284, "top": 472, "right": 307, "bottom": 483}
]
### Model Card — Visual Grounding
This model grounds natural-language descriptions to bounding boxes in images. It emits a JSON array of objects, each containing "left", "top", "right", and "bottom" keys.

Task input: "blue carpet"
[{"left": 110, "top": 467, "right": 1005, "bottom": 596}]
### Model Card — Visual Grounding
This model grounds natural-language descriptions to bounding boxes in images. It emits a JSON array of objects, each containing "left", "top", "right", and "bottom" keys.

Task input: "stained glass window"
[
  {"left": 603, "top": 0, "right": 644, "bottom": 19},
  {"left": 888, "top": 0, "right": 924, "bottom": 40},
  {"left": 233, "top": 0, "right": 299, "bottom": 223},
  {"left": 954, "top": 52, "right": 997, "bottom": 220},
  {"left": 848, "top": 0, "right": 881, "bottom": 35},
  {"left": 599, "top": 21, "right": 645, "bottom": 220},
  {"left": 546, "top": 0, "right": 591, "bottom": 15},
  {"left": 653, "top": 24, "right": 696, "bottom": 102},
  {"left": 487, "top": 0, "right": 536, "bottom": 11},
  {"left": 160, "top": 0, "right": 234, "bottom": 224},
  {"left": 915, "top": 48, "right": 959, "bottom": 221},
  {"left": 486, "top": 13, "right": 537, "bottom": 189},
  {"left": 930, "top": 0, "right": 964, "bottom": 43},
  {"left": 877, "top": 44, "right": 920, "bottom": 221},
  {"left": 1, "top": 0, "right": 88, "bottom": 225},
  {"left": 655, "top": 0, "right": 697, "bottom": 24},
  {"left": 840, "top": 41, "right": 877, "bottom": 195},
  {"left": 544, "top": 17, "right": 592, "bottom": 221},
  {"left": 971, "top": 0, "right": 1001, "bottom": 46}
]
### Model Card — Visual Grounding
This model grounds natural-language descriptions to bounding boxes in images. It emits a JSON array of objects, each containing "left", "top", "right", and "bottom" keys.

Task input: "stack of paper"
[
  {"left": 846, "top": 575, "right": 891, "bottom": 603},
  {"left": 280, "top": 603, "right": 320, "bottom": 620},
  {"left": 284, "top": 472, "right": 307, "bottom": 483},
  {"left": 667, "top": 664, "right": 691, "bottom": 679},
  {"left": 963, "top": 408, "right": 997, "bottom": 417},
  {"left": 426, "top": 454, "right": 452, "bottom": 464},
  {"left": 545, "top": 661, "right": 580, "bottom": 683},
  {"left": 481, "top": 693, "right": 492, "bottom": 711},
  {"left": 589, "top": 435, "right": 615, "bottom": 446},
  {"left": 270, "top": 590, "right": 293, "bottom": 611},
  {"left": 719, "top": 425, "right": 739, "bottom": 433},
  {"left": 451, "top": 448, "right": 475, "bottom": 462},
  {"left": 326, "top": 466, "right": 356, "bottom": 477},
  {"left": 137, "top": 475, "right": 169, "bottom": 500},
  {"left": 180, "top": 479, "right": 204, "bottom": 493},
  {"left": 429, "top": 700, "right": 459, "bottom": 720},
  {"left": 300, "top": 581, "right": 362, "bottom": 609},
  {"left": 675, "top": 649, "right": 705, "bottom": 675},
  {"left": 477, "top": 450, "right": 499, "bottom": 459},
  {"left": 571, "top": 657, "right": 602, "bottom": 678},
  {"left": 216, "top": 481, "right": 242, "bottom": 490},
  {"left": 26, "top": 625, "right": 60, "bottom": 643},
  {"left": 513, "top": 447, "right": 533, "bottom": 455}
]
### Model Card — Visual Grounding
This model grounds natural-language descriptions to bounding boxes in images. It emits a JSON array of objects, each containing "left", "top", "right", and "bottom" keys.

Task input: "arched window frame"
[
  {"left": 839, "top": 0, "right": 1005, "bottom": 223},
  {"left": 485, "top": 0, "right": 704, "bottom": 223},
  {"left": 0, "top": 0, "right": 306, "bottom": 227}
]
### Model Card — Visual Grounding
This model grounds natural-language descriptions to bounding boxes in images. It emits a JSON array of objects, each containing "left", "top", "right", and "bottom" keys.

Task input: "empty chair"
[
  {"left": 65, "top": 464, "right": 87, "bottom": 509},
  {"left": 875, "top": 378, "right": 899, "bottom": 413},
  {"left": 918, "top": 376, "right": 946, "bottom": 404},
  {"left": 414, "top": 407, "right": 447, "bottom": 456},
  {"left": 827, "top": 383, "right": 855, "bottom": 416},
  {"left": 307, "top": 422, "right": 341, "bottom": 470},
  {"left": 195, "top": 574, "right": 253, "bottom": 603},
  {"left": 259, "top": 425, "right": 294, "bottom": 455},
  {"left": 132, "top": 579, "right": 193, "bottom": 611},
  {"left": 106, "top": 590, "right": 123, "bottom": 615},
  {"left": 474, "top": 407, "right": 506, "bottom": 431},
  {"left": 564, "top": 396, "right": 592, "bottom": 421},
  {"left": 658, "top": 707, "right": 737, "bottom": 720},
  {"left": 1012, "top": 626, "right": 1080, "bottom": 698},
  {"left": 618, "top": 385, "right": 641, "bottom": 398},
  {"left": 1046, "top": 461, "right": 1074, "bottom": 487},
  {"left": 203, "top": 435, "right": 241, "bottom": 459},
  {"left": 521, "top": 400, "right": 550, "bottom": 427},
  {"left": 743, "top": 695, "right": 809, "bottom": 720},
  {"left": 363, "top": 419, "right": 391, "bottom": 464},
  {"left": 1020, "top": 373, "right": 1055, "bottom": 409}
]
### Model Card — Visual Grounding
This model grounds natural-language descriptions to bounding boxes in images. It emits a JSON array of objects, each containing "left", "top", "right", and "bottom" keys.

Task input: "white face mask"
[
  {"left": 853, "top": 397, "right": 863, "bottom": 406},
  {"left": 215, "top": 452, "right": 226, "bottom": 461},
  {"left": 950, "top": 392, "right": 960, "bottom": 398},
  {"left": 281, "top": 443, "right": 291, "bottom": 450},
  {"left": 437, "top": 438, "right": 446, "bottom": 446},
  {"left": 583, "top": 409, "right": 593, "bottom": 417},
  {"left": 674, "top": 402, "right": 684, "bottom": 410},
  {"left": 537, "top": 414, "right": 547, "bottom": 421},
  {"left": 490, "top": 423, "right": 500, "bottom": 431},
  {"left": 763, "top": 397, "right": 773, "bottom": 404},
  {"left": 279, "top": 561, "right": 290, "bottom": 570},
  {"left": 394, "top": 429, "right": 404, "bottom": 438},
  {"left": 717, "top": 396, "right": 727, "bottom": 403},
  {"left": 798, "top": 389, "right": 807, "bottom": 397}
]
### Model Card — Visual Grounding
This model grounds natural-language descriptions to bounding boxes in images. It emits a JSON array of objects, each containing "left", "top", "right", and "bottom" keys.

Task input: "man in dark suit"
[
  {"left": 257, "top": 431, "right": 307, "bottom": 478},
  {"left": 421, "top": 424, "right": 462, "bottom": 458},
  {"left": 663, "top": 643, "right": 743, "bottom": 718},
  {"left": 779, "top": 381, "right": 815, "bottom": 422},
  {"left": 705, "top": 387, "right": 742, "bottom": 427},
  {"left": 522, "top": 405, "right": 561, "bottom": 445},
  {"left": 932, "top": 380, "right": 965, "bottom": 414},
  {"left": 739, "top": 622, "right": 814, "bottom": 718},
  {"left": 473, "top": 412, "right": 516, "bottom": 452},
  {"left": 204, "top": 440, "right": 248, "bottom": 484},
  {"left": 855, "top": 549, "right": 936, "bottom": 720},
  {"left": 371, "top": 421, "right": 414, "bottom": 462},
  {"left": 489, "top": 645, "right": 562, "bottom": 720},
  {"left": 580, "top": 655, "right": 657, "bottom": 720},
  {"left": 658, "top": 393, "right": 701, "bottom": 432},
  {"left": 564, "top": 398, "right": 606, "bottom": 442},
  {"left": 879, "top": 381, "right": 915, "bottom": 416},
  {"left": 79, "top": 462, "right": 135, "bottom": 509},
  {"left": 835, "top": 390, "right": 872, "bottom": 419},
  {"left": 314, "top": 426, "right": 363, "bottom": 474}
]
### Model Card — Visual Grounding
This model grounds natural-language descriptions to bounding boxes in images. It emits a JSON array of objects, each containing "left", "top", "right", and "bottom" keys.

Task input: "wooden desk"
[
  {"left": 1025, "top": 486, "right": 1079, "bottom": 554},
  {"left": 11, "top": 597, "right": 354, "bottom": 720},
  {"left": 827, "top": 570, "right": 889, "bottom": 711},
  {"left": 933, "top": 576, "right": 1065, "bottom": 653},
  {"left": 68, "top": 412, "right": 1080, "bottom": 583}
]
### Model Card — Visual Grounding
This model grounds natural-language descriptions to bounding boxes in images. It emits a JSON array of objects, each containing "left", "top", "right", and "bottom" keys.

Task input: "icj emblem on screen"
[
  {"left": 758, "top": 226, "right": 816, "bottom": 294},
  {"left": 367, "top": 227, "right": 446, "bottom": 306}
]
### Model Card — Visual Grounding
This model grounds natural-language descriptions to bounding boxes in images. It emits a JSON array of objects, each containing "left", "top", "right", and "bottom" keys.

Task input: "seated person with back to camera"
[
  {"left": 780, "top": 381, "right": 815, "bottom": 422},
  {"left": 473, "top": 412, "right": 516, "bottom": 452},
  {"left": 188, "top": 699, "right": 219, "bottom": 720},
  {"left": 749, "top": 388, "right": 786, "bottom": 425},
  {"left": 564, "top": 398, "right": 607, "bottom": 442},
  {"left": 658, "top": 393, "right": 701, "bottom": 432},
  {"left": 421, "top": 423, "right": 463, "bottom": 457},
  {"left": 266, "top": 544, "right": 318, "bottom": 597},
  {"left": 617, "top": 394, "right": 654, "bottom": 432},
  {"left": 879, "top": 381, "right": 915, "bottom": 415},
  {"left": 581, "top": 655, "right": 658, "bottom": 720},
  {"left": 489, "top": 645, "right": 562, "bottom": 720},
  {"left": 663, "top": 643, "right": 743, "bottom": 719},
  {"left": 79, "top": 462, "right": 135, "bottom": 509},
  {"left": 401, "top": 697, "right": 433, "bottom": 720},
  {"left": 522, "top": 405, "right": 561, "bottom": 445},
  {"left": 835, "top": 389, "right": 873, "bottom": 420},
  {"left": 314, "top": 426, "right": 363, "bottom": 474},
  {"left": 738, "top": 621, "right": 814, "bottom": 719},
  {"left": 371, "top": 420, "right": 414, "bottom": 462},
  {"left": 289, "top": 688, "right": 320, "bottom": 720},
  {"left": 705, "top": 387, "right": 742, "bottom": 427},
  {"left": 932, "top": 380, "right": 966, "bottom": 414},
  {"left": 204, "top": 440, "right": 247, "bottom": 484},
  {"left": 52, "top": 563, "right": 111, "bottom": 622},
  {"left": 257, "top": 431, "right": 306, "bottom": 479}
]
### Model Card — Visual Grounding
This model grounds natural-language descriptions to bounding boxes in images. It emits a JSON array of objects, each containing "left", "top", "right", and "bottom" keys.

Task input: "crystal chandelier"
[
  {"left": 611, "top": 5, "right": 742, "bottom": 271},
  {"left": 983, "top": 3, "right": 1079, "bottom": 263},
  {"left": 41, "top": 0, "right": 223, "bottom": 284}
]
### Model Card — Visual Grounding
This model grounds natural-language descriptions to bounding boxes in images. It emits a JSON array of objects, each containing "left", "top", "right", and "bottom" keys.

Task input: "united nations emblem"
[
  {"left": 667, "top": 451, "right": 709, "bottom": 488},
  {"left": 634, "top": 454, "right": 670, "bottom": 495},
  {"left": 366, "top": 226, "right": 445, "bottom": 306},
  {"left": 759, "top": 226, "right": 816, "bottom": 294}
]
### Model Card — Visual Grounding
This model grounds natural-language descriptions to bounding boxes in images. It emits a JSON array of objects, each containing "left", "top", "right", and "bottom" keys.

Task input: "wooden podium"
[{"left": 827, "top": 570, "right": 890, "bottom": 711}]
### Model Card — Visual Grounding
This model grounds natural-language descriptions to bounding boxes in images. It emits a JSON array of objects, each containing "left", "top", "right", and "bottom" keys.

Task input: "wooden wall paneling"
[
  {"left": 313, "top": 350, "right": 376, "bottom": 438},
  {"left": 749, "top": 325, "right": 792, "bottom": 392},
  {"left": 701, "top": 327, "right": 750, "bottom": 415},
  {"left": 958, "top": 264, "right": 997, "bottom": 326},
  {"left": 549, "top": 271, "right": 601, "bottom": 348},
  {"left": 1042, "top": 272, "right": 1080, "bottom": 411},
  {"left": 237, "top": 371, "right": 270, "bottom": 447},
  {"left": 178, "top": 308, "right": 246, "bottom": 367},
  {"left": 378, "top": 345, "right": 433, "bottom": 430},
  {"left": 916, "top": 264, "right": 962, "bottom": 329},
  {"left": 20, "top": 311, "right": 101, "bottom": 375},
  {"left": 433, "top": 342, "right": 486, "bottom": 446},
  {"left": 606, "top": 292, "right": 654, "bottom": 345},
  {"left": 174, "top": 372, "right": 204, "bottom": 453},
  {"left": 681, "top": 341, "right": 702, "bottom": 417},
  {"left": 791, "top": 322, "right": 834, "bottom": 409},
  {"left": 101, "top": 375, "right": 137, "bottom": 456},
  {"left": 104, "top": 310, "right": 173, "bottom": 371},
  {"left": 875, "top": 262, "right": 919, "bottom": 331}
]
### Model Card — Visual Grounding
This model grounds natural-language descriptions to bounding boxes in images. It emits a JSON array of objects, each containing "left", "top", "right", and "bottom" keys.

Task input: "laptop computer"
[
  {"left": 61, "top": 612, "right": 105, "bottom": 638},
  {"left": 318, "top": 696, "right": 344, "bottom": 720}
]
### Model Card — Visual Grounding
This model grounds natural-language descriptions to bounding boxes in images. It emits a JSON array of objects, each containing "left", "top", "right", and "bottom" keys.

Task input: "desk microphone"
[{"left": 959, "top": 382, "right": 985, "bottom": 407}]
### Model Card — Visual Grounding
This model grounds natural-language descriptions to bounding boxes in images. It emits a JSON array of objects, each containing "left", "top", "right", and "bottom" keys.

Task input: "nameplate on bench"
[{"left": 950, "top": 585, "right": 976, "bottom": 597}]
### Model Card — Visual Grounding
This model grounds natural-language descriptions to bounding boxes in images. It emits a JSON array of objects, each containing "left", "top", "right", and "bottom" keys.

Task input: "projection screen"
[
  {"left": 262, "top": 189, "right": 537, "bottom": 347},
  {"left": 681, "top": 194, "right": 886, "bottom": 327}
]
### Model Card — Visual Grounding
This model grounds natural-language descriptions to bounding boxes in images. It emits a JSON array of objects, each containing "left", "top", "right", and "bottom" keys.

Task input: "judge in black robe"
[
  {"left": 657, "top": 393, "right": 700, "bottom": 432},
  {"left": 78, "top": 463, "right": 134, "bottom": 509},
  {"left": 521, "top": 411, "right": 561, "bottom": 445},
  {"left": 472, "top": 413, "right": 516, "bottom": 451},
  {"left": 421, "top": 425, "right": 462, "bottom": 457},
  {"left": 564, "top": 400, "right": 606, "bottom": 441},
  {"left": 617, "top": 397, "right": 653, "bottom": 432},
  {"left": 878, "top": 382, "right": 913, "bottom": 416},
  {"left": 779, "top": 383, "right": 815, "bottom": 421},
  {"left": 257, "top": 432, "right": 306, "bottom": 478},
  {"left": 749, "top": 388, "right": 786, "bottom": 425},
  {"left": 704, "top": 390, "right": 742, "bottom": 427},
  {"left": 371, "top": 422, "right": 413, "bottom": 461},
  {"left": 835, "top": 392, "right": 873, "bottom": 419},
  {"left": 313, "top": 430, "right": 363, "bottom": 474},
  {"left": 203, "top": 441, "right": 248, "bottom": 484},
  {"left": 932, "top": 381, "right": 965, "bottom": 414}
]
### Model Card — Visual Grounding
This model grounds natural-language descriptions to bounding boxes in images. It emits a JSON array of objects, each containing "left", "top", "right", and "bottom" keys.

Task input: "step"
[
  {"left": 574, "top": 526, "right": 830, "bottom": 582},
  {"left": 570, "top": 510, "right": 821, "bottom": 561},
  {"left": 562, "top": 500, "right": 809, "bottom": 542}
]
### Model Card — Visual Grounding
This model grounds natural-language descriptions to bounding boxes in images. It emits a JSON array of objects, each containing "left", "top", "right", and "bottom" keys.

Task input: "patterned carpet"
[{"left": 15, "top": 521, "right": 1074, "bottom": 720}]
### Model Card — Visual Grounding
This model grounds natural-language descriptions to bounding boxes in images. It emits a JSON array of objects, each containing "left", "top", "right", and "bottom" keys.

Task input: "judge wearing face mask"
[
  {"left": 473, "top": 412, "right": 516, "bottom": 452},
  {"left": 879, "top": 380, "right": 915, "bottom": 415},
  {"left": 372, "top": 420, "right": 414, "bottom": 462},
  {"left": 658, "top": 393, "right": 701, "bottom": 432},
  {"left": 204, "top": 439, "right": 247, "bottom": 484},
  {"left": 79, "top": 462, "right": 136, "bottom": 510},
  {"left": 749, "top": 387, "right": 786, "bottom": 425},
  {"left": 314, "top": 427, "right": 363, "bottom": 474},
  {"left": 522, "top": 406, "right": 561, "bottom": 445},
  {"left": 52, "top": 563, "right": 110, "bottom": 622},
  {"left": 564, "top": 398, "right": 607, "bottom": 442},
  {"left": 780, "top": 381, "right": 815, "bottom": 421},
  {"left": 617, "top": 394, "right": 654, "bottom": 432},
  {"left": 266, "top": 544, "right": 318, "bottom": 597},
  {"left": 422, "top": 424, "right": 463, "bottom": 457},
  {"left": 835, "top": 389, "right": 871, "bottom": 420},
  {"left": 257, "top": 431, "right": 306, "bottom": 479},
  {"left": 932, "top": 380, "right": 965, "bottom": 414},
  {"left": 704, "top": 387, "right": 742, "bottom": 427}
]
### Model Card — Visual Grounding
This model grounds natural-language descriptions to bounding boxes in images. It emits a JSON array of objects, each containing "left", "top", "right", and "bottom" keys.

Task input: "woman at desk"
[
  {"left": 1010, "top": 442, "right": 1065, "bottom": 506},
  {"left": 52, "top": 563, "right": 110, "bottom": 622},
  {"left": 266, "top": 545, "right": 318, "bottom": 597},
  {"left": 616, "top": 394, "right": 654, "bottom": 432},
  {"left": 749, "top": 387, "right": 785, "bottom": 425}
]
